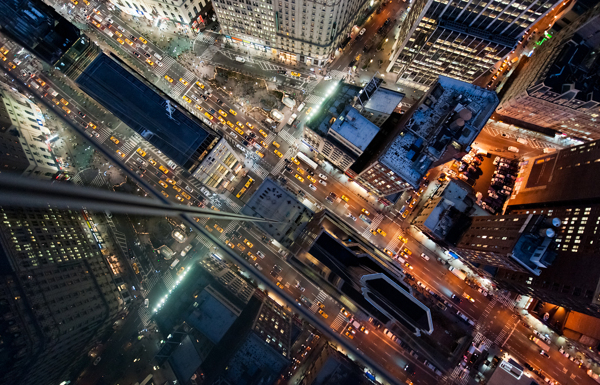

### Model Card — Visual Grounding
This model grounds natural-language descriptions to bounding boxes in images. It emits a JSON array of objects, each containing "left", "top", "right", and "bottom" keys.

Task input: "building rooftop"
[
  {"left": 185, "top": 287, "right": 240, "bottom": 344},
  {"left": 379, "top": 132, "right": 433, "bottom": 189},
  {"left": 487, "top": 359, "right": 530, "bottom": 385},
  {"left": 363, "top": 88, "right": 404, "bottom": 115},
  {"left": 241, "top": 178, "right": 313, "bottom": 245},
  {"left": 328, "top": 106, "right": 380, "bottom": 153},
  {"left": 76, "top": 53, "right": 219, "bottom": 172}
]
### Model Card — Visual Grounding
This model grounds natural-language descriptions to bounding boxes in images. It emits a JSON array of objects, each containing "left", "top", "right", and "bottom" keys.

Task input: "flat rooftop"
[
  {"left": 329, "top": 106, "right": 380, "bottom": 153},
  {"left": 363, "top": 88, "right": 404, "bottom": 114},
  {"left": 379, "top": 132, "right": 433, "bottom": 189},
  {"left": 76, "top": 53, "right": 218, "bottom": 171},
  {"left": 186, "top": 288, "right": 238, "bottom": 344},
  {"left": 241, "top": 178, "right": 312, "bottom": 242}
]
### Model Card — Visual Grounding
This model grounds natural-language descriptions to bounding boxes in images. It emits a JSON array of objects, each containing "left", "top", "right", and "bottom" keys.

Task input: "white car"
[
  {"left": 319, "top": 179, "right": 327, "bottom": 186},
  {"left": 347, "top": 213, "right": 357, "bottom": 221},
  {"left": 309, "top": 184, "right": 317, "bottom": 191},
  {"left": 420, "top": 253, "right": 430, "bottom": 261},
  {"left": 324, "top": 75, "right": 332, "bottom": 80},
  {"left": 257, "top": 251, "right": 265, "bottom": 259},
  {"left": 359, "top": 28, "right": 366, "bottom": 35},
  {"left": 93, "top": 356, "right": 102, "bottom": 366},
  {"left": 319, "top": 173, "right": 327, "bottom": 180}
]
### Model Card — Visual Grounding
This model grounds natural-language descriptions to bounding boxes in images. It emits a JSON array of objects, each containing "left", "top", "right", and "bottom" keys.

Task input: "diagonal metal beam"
[{"left": 0, "top": 173, "right": 276, "bottom": 223}]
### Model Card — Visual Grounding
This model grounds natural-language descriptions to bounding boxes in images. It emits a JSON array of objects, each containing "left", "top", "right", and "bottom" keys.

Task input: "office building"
[
  {"left": 0, "top": 83, "right": 58, "bottom": 179},
  {"left": 412, "top": 179, "right": 484, "bottom": 244},
  {"left": 0, "top": 0, "right": 80, "bottom": 65},
  {"left": 108, "top": 0, "right": 211, "bottom": 29},
  {"left": 350, "top": 76, "right": 498, "bottom": 199},
  {"left": 300, "top": 343, "right": 372, "bottom": 385},
  {"left": 55, "top": 35, "right": 102, "bottom": 80},
  {"left": 0, "top": 207, "right": 122, "bottom": 385},
  {"left": 75, "top": 53, "right": 226, "bottom": 177},
  {"left": 455, "top": 213, "right": 559, "bottom": 275},
  {"left": 242, "top": 178, "right": 313, "bottom": 248},
  {"left": 495, "top": 3, "right": 600, "bottom": 141},
  {"left": 353, "top": 77, "right": 404, "bottom": 127},
  {"left": 192, "top": 137, "right": 243, "bottom": 192},
  {"left": 387, "top": 0, "right": 561, "bottom": 90},
  {"left": 213, "top": 0, "right": 370, "bottom": 66},
  {"left": 292, "top": 209, "right": 433, "bottom": 336},
  {"left": 489, "top": 140, "right": 600, "bottom": 316}
]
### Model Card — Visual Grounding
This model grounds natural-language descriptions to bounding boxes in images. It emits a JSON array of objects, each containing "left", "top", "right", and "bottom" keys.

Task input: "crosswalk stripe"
[
  {"left": 330, "top": 312, "right": 347, "bottom": 331},
  {"left": 138, "top": 308, "right": 152, "bottom": 327}
]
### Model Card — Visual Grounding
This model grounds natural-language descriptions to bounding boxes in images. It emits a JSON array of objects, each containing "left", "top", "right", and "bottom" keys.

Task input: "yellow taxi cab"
[
  {"left": 7, "top": 62, "right": 16, "bottom": 70},
  {"left": 0, "top": 47, "right": 9, "bottom": 55},
  {"left": 195, "top": 105, "right": 203, "bottom": 112},
  {"left": 179, "top": 78, "right": 188, "bottom": 86},
  {"left": 370, "top": 229, "right": 378, "bottom": 236},
  {"left": 259, "top": 129, "right": 268, "bottom": 137},
  {"left": 226, "top": 121, "right": 235, "bottom": 129},
  {"left": 247, "top": 252, "right": 257, "bottom": 261},
  {"left": 229, "top": 109, "right": 237, "bottom": 116},
  {"left": 88, "top": 122, "right": 97, "bottom": 129},
  {"left": 362, "top": 208, "right": 370, "bottom": 215},
  {"left": 272, "top": 141, "right": 280, "bottom": 148},
  {"left": 51, "top": 98, "right": 60, "bottom": 105},
  {"left": 345, "top": 330, "right": 355, "bottom": 339},
  {"left": 235, "top": 127, "right": 245, "bottom": 136},
  {"left": 116, "top": 150, "right": 125, "bottom": 158},
  {"left": 159, "top": 180, "right": 168, "bottom": 188},
  {"left": 403, "top": 247, "right": 412, "bottom": 255},
  {"left": 175, "top": 195, "right": 184, "bottom": 202},
  {"left": 61, "top": 106, "right": 71, "bottom": 114},
  {"left": 276, "top": 282, "right": 284, "bottom": 289},
  {"left": 114, "top": 30, "right": 123, "bottom": 37},
  {"left": 297, "top": 167, "right": 305, "bottom": 175},
  {"left": 195, "top": 81, "right": 205, "bottom": 89},
  {"left": 164, "top": 75, "right": 173, "bottom": 83},
  {"left": 116, "top": 38, "right": 125, "bottom": 45},
  {"left": 204, "top": 112, "right": 214, "bottom": 120},
  {"left": 404, "top": 262, "right": 414, "bottom": 270},
  {"left": 139, "top": 36, "right": 148, "bottom": 44},
  {"left": 218, "top": 109, "right": 227, "bottom": 117},
  {"left": 318, "top": 309, "right": 328, "bottom": 318},
  {"left": 158, "top": 165, "right": 169, "bottom": 174},
  {"left": 383, "top": 248, "right": 393, "bottom": 257},
  {"left": 236, "top": 243, "right": 246, "bottom": 251},
  {"left": 291, "top": 71, "right": 301, "bottom": 77},
  {"left": 172, "top": 185, "right": 182, "bottom": 193},
  {"left": 377, "top": 228, "right": 387, "bottom": 237},
  {"left": 214, "top": 224, "right": 224, "bottom": 233},
  {"left": 60, "top": 98, "right": 69, "bottom": 106},
  {"left": 181, "top": 192, "right": 191, "bottom": 200},
  {"left": 246, "top": 122, "right": 254, "bottom": 129},
  {"left": 225, "top": 240, "right": 235, "bottom": 249},
  {"left": 110, "top": 136, "right": 120, "bottom": 144},
  {"left": 35, "top": 78, "right": 45, "bottom": 86},
  {"left": 341, "top": 195, "right": 349, "bottom": 202},
  {"left": 71, "top": 0, "right": 78, "bottom": 4},
  {"left": 291, "top": 157, "right": 300, "bottom": 165},
  {"left": 274, "top": 149, "right": 283, "bottom": 158},
  {"left": 0, "top": 53, "right": 6, "bottom": 62},
  {"left": 307, "top": 175, "right": 316, "bottom": 183},
  {"left": 146, "top": 58, "right": 154, "bottom": 66},
  {"left": 244, "top": 239, "right": 254, "bottom": 248},
  {"left": 92, "top": 20, "right": 102, "bottom": 28},
  {"left": 149, "top": 158, "right": 157, "bottom": 166},
  {"left": 402, "top": 210, "right": 409, "bottom": 219},
  {"left": 260, "top": 141, "right": 268, "bottom": 148},
  {"left": 204, "top": 224, "right": 213, "bottom": 232},
  {"left": 305, "top": 107, "right": 312, "bottom": 115},
  {"left": 165, "top": 177, "right": 176, "bottom": 185},
  {"left": 136, "top": 148, "right": 146, "bottom": 157},
  {"left": 182, "top": 95, "right": 192, "bottom": 103},
  {"left": 398, "top": 235, "right": 408, "bottom": 243},
  {"left": 256, "top": 151, "right": 264, "bottom": 158},
  {"left": 217, "top": 116, "right": 226, "bottom": 125},
  {"left": 236, "top": 121, "right": 244, "bottom": 128},
  {"left": 125, "top": 38, "right": 133, "bottom": 46},
  {"left": 295, "top": 174, "right": 304, "bottom": 182}
]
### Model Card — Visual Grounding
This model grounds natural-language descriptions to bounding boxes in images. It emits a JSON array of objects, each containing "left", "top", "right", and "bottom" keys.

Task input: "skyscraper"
[
  {"left": 213, "top": 0, "right": 371, "bottom": 66},
  {"left": 0, "top": 207, "right": 122, "bottom": 385},
  {"left": 387, "top": 0, "right": 562, "bottom": 90},
  {"left": 488, "top": 139, "right": 600, "bottom": 316},
  {"left": 350, "top": 76, "right": 497, "bottom": 199},
  {"left": 495, "top": 3, "right": 600, "bottom": 141}
]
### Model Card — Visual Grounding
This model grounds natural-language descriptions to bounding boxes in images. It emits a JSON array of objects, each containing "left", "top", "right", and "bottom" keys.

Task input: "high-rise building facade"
[
  {"left": 489, "top": 139, "right": 600, "bottom": 316},
  {"left": 213, "top": 0, "right": 370, "bottom": 66},
  {"left": 0, "top": 207, "right": 121, "bottom": 385},
  {"left": 387, "top": 0, "right": 561, "bottom": 90},
  {"left": 455, "top": 213, "right": 559, "bottom": 275},
  {"left": 350, "top": 76, "right": 497, "bottom": 199},
  {"left": 495, "top": 3, "right": 600, "bottom": 141},
  {"left": 0, "top": 83, "right": 59, "bottom": 179},
  {"left": 107, "top": 0, "right": 211, "bottom": 29}
]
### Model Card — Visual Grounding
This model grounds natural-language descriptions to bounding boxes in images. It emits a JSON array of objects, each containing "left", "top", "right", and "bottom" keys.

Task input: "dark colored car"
[
  {"left": 404, "top": 363, "right": 416, "bottom": 375},
  {"left": 133, "top": 52, "right": 141, "bottom": 58},
  {"left": 78, "top": 111, "right": 86, "bottom": 118},
  {"left": 451, "top": 294, "right": 462, "bottom": 303},
  {"left": 216, "top": 99, "right": 224, "bottom": 105}
]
